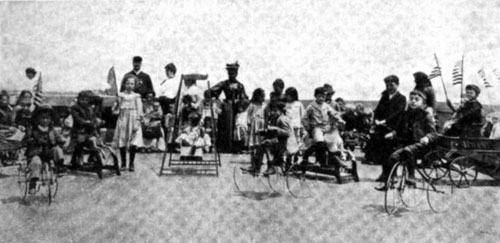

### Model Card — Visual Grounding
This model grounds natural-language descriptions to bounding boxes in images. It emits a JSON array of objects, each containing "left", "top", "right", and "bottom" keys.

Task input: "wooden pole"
[
  {"left": 460, "top": 54, "right": 465, "bottom": 106},
  {"left": 433, "top": 53, "right": 449, "bottom": 100}
]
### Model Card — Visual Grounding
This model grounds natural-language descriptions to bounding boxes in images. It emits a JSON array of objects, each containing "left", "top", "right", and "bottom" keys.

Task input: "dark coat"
[
  {"left": 391, "top": 108, "right": 436, "bottom": 145},
  {"left": 374, "top": 90, "right": 407, "bottom": 129},
  {"left": 210, "top": 79, "right": 248, "bottom": 101},
  {"left": 71, "top": 103, "right": 98, "bottom": 135},
  {"left": 25, "top": 127, "right": 65, "bottom": 159},
  {"left": 120, "top": 71, "right": 154, "bottom": 98},
  {"left": 453, "top": 99, "right": 482, "bottom": 128}
]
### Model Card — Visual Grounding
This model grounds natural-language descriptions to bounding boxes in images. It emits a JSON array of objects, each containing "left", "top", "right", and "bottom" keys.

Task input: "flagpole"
[
  {"left": 433, "top": 53, "right": 449, "bottom": 100},
  {"left": 460, "top": 54, "right": 464, "bottom": 106}
]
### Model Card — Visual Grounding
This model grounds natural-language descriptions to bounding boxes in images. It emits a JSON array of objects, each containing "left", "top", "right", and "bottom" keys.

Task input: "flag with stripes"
[
  {"left": 478, "top": 67, "right": 491, "bottom": 88},
  {"left": 428, "top": 66, "right": 441, "bottom": 79},
  {"left": 452, "top": 60, "right": 463, "bottom": 85},
  {"left": 106, "top": 66, "right": 118, "bottom": 96},
  {"left": 33, "top": 72, "right": 43, "bottom": 106}
]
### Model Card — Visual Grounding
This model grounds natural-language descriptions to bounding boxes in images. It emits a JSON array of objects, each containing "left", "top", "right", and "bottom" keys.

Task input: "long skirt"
[
  {"left": 112, "top": 109, "right": 143, "bottom": 148},
  {"left": 217, "top": 102, "right": 235, "bottom": 152}
]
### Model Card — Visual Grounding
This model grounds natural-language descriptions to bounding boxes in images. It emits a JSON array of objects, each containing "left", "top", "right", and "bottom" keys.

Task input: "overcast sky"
[{"left": 1, "top": 0, "right": 500, "bottom": 103}]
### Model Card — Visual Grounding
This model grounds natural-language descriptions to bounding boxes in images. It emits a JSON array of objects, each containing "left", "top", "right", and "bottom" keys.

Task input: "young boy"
[
  {"left": 0, "top": 91, "right": 13, "bottom": 127},
  {"left": 375, "top": 90, "right": 436, "bottom": 191},
  {"left": 244, "top": 101, "right": 297, "bottom": 175},
  {"left": 25, "top": 105, "right": 65, "bottom": 193},
  {"left": 70, "top": 91, "right": 102, "bottom": 171},
  {"left": 444, "top": 84, "right": 483, "bottom": 136},
  {"left": 270, "top": 78, "right": 286, "bottom": 102},
  {"left": 301, "top": 87, "right": 339, "bottom": 166}
]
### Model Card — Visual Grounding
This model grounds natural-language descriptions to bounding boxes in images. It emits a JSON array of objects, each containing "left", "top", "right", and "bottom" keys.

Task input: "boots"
[
  {"left": 129, "top": 146, "right": 136, "bottom": 172},
  {"left": 120, "top": 147, "right": 127, "bottom": 170}
]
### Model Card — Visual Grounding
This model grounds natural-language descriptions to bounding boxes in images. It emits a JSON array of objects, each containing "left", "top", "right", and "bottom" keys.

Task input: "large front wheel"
[
  {"left": 385, "top": 162, "right": 405, "bottom": 215},
  {"left": 286, "top": 164, "right": 312, "bottom": 198}
]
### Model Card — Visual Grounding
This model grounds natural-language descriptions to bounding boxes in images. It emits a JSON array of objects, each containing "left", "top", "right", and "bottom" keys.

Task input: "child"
[
  {"left": 301, "top": 87, "right": 339, "bottom": 166},
  {"left": 175, "top": 112, "right": 211, "bottom": 156},
  {"left": 70, "top": 91, "right": 103, "bottom": 172},
  {"left": 244, "top": 101, "right": 298, "bottom": 175},
  {"left": 233, "top": 99, "right": 250, "bottom": 153},
  {"left": 112, "top": 75, "right": 144, "bottom": 172},
  {"left": 200, "top": 89, "right": 222, "bottom": 133},
  {"left": 25, "top": 105, "right": 65, "bottom": 193},
  {"left": 12, "top": 98, "right": 32, "bottom": 133},
  {"left": 375, "top": 90, "right": 436, "bottom": 190},
  {"left": 487, "top": 112, "right": 500, "bottom": 139},
  {"left": 164, "top": 104, "right": 176, "bottom": 152},
  {"left": 444, "top": 84, "right": 482, "bottom": 136},
  {"left": 270, "top": 78, "right": 286, "bottom": 102},
  {"left": 247, "top": 88, "right": 267, "bottom": 148},
  {"left": 284, "top": 87, "right": 305, "bottom": 163},
  {"left": 142, "top": 97, "right": 166, "bottom": 152},
  {"left": 0, "top": 91, "right": 13, "bottom": 127}
]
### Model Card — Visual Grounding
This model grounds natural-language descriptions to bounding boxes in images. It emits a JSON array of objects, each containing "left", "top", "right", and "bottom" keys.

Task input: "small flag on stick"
[
  {"left": 428, "top": 66, "right": 441, "bottom": 79},
  {"left": 33, "top": 72, "right": 43, "bottom": 106},
  {"left": 452, "top": 60, "right": 463, "bottom": 85},
  {"left": 478, "top": 67, "right": 491, "bottom": 88},
  {"left": 106, "top": 66, "right": 118, "bottom": 96}
]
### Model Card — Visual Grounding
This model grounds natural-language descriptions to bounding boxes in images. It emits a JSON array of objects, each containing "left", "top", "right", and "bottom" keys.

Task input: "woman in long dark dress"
[{"left": 210, "top": 63, "right": 248, "bottom": 153}]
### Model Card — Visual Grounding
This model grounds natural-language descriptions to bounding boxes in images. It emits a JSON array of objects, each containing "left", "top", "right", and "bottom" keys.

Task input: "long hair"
[
  {"left": 413, "top": 72, "right": 432, "bottom": 89},
  {"left": 250, "top": 88, "right": 265, "bottom": 103},
  {"left": 285, "top": 87, "right": 299, "bottom": 102},
  {"left": 16, "top": 90, "right": 33, "bottom": 106}
]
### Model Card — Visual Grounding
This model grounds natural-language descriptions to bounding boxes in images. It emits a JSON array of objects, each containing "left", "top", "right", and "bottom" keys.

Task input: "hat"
[
  {"left": 226, "top": 62, "right": 240, "bottom": 70},
  {"left": 384, "top": 75, "right": 399, "bottom": 85},
  {"left": 465, "top": 84, "right": 481, "bottom": 95},
  {"left": 323, "top": 84, "right": 335, "bottom": 95},
  {"left": 409, "top": 90, "right": 426, "bottom": 101},
  {"left": 133, "top": 56, "right": 143, "bottom": 63},
  {"left": 32, "top": 105, "right": 55, "bottom": 124}
]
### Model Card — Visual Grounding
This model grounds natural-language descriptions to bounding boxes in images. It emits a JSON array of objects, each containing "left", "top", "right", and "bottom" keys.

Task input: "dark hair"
[
  {"left": 250, "top": 88, "right": 265, "bottom": 103},
  {"left": 0, "top": 90, "right": 10, "bottom": 100},
  {"left": 182, "top": 95, "right": 193, "bottom": 105},
  {"left": 152, "top": 98, "right": 160, "bottom": 103},
  {"left": 165, "top": 63, "right": 177, "bottom": 74},
  {"left": 335, "top": 97, "right": 345, "bottom": 103},
  {"left": 273, "top": 79, "right": 285, "bottom": 90},
  {"left": 409, "top": 90, "right": 426, "bottom": 102},
  {"left": 145, "top": 90, "right": 156, "bottom": 97},
  {"left": 16, "top": 90, "right": 33, "bottom": 105},
  {"left": 237, "top": 99, "right": 250, "bottom": 111},
  {"left": 188, "top": 112, "right": 202, "bottom": 126},
  {"left": 465, "top": 84, "right": 481, "bottom": 96},
  {"left": 413, "top": 72, "right": 432, "bottom": 89},
  {"left": 384, "top": 75, "right": 399, "bottom": 85},
  {"left": 323, "top": 84, "right": 335, "bottom": 95},
  {"left": 314, "top": 87, "right": 326, "bottom": 96},
  {"left": 269, "top": 101, "right": 286, "bottom": 112},
  {"left": 78, "top": 90, "right": 94, "bottom": 100},
  {"left": 133, "top": 56, "right": 143, "bottom": 63},
  {"left": 285, "top": 87, "right": 299, "bottom": 101},
  {"left": 25, "top": 67, "right": 37, "bottom": 75}
]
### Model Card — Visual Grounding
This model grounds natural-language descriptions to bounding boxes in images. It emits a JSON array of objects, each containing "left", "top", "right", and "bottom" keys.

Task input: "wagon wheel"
[
  {"left": 422, "top": 151, "right": 449, "bottom": 180},
  {"left": 448, "top": 156, "right": 478, "bottom": 188}
]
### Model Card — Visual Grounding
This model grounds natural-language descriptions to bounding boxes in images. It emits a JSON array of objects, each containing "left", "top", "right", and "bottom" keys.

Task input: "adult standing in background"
[
  {"left": 120, "top": 56, "right": 154, "bottom": 99},
  {"left": 210, "top": 62, "right": 248, "bottom": 153},
  {"left": 157, "top": 63, "right": 179, "bottom": 114},
  {"left": 413, "top": 71, "right": 436, "bottom": 117}
]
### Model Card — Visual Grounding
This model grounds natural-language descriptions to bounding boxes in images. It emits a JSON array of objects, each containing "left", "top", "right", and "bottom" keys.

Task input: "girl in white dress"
[{"left": 112, "top": 76, "right": 144, "bottom": 172}]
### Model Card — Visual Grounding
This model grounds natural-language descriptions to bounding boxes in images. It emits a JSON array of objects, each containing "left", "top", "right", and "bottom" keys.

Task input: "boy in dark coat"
[
  {"left": 375, "top": 90, "right": 436, "bottom": 191},
  {"left": 70, "top": 91, "right": 102, "bottom": 170},
  {"left": 444, "top": 84, "right": 482, "bottom": 136}
]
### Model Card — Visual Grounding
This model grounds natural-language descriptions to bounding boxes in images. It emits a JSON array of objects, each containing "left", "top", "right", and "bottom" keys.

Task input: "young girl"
[
  {"left": 112, "top": 75, "right": 144, "bottom": 172},
  {"left": 284, "top": 87, "right": 305, "bottom": 163},
  {"left": 233, "top": 99, "right": 250, "bottom": 153},
  {"left": 247, "top": 88, "right": 266, "bottom": 148},
  {"left": 142, "top": 97, "right": 166, "bottom": 152}
]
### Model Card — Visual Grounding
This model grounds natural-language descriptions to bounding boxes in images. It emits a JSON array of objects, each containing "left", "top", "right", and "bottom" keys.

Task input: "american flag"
[
  {"left": 33, "top": 72, "right": 43, "bottom": 106},
  {"left": 478, "top": 67, "right": 491, "bottom": 88},
  {"left": 428, "top": 66, "right": 441, "bottom": 79},
  {"left": 452, "top": 60, "right": 463, "bottom": 85},
  {"left": 106, "top": 66, "right": 118, "bottom": 96}
]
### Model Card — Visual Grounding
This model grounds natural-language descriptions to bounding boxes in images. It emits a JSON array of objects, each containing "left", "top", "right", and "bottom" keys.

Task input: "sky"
[{"left": 1, "top": 0, "right": 500, "bottom": 103}]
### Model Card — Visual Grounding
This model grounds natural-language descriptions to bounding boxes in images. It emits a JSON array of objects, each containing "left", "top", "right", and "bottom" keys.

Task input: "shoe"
[
  {"left": 129, "top": 167, "right": 135, "bottom": 172},
  {"left": 28, "top": 178, "right": 38, "bottom": 194},
  {"left": 405, "top": 176, "right": 417, "bottom": 187},
  {"left": 263, "top": 167, "right": 276, "bottom": 175},
  {"left": 241, "top": 166, "right": 257, "bottom": 173},
  {"left": 374, "top": 183, "right": 388, "bottom": 191}
]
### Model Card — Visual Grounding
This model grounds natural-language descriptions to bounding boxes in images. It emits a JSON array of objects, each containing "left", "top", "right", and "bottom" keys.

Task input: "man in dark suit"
[
  {"left": 120, "top": 56, "right": 154, "bottom": 98},
  {"left": 365, "top": 75, "right": 407, "bottom": 172}
]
